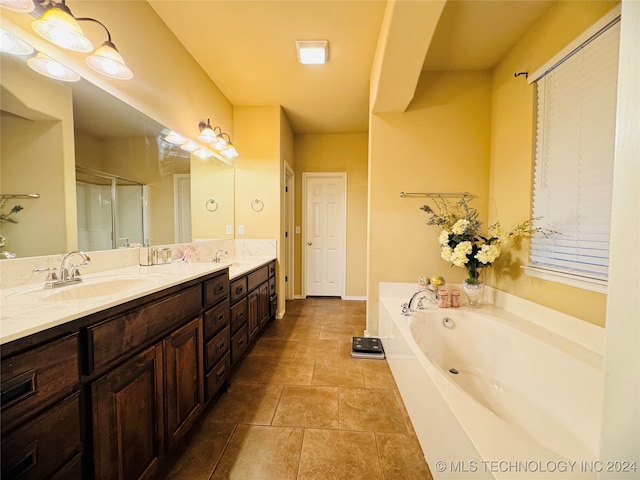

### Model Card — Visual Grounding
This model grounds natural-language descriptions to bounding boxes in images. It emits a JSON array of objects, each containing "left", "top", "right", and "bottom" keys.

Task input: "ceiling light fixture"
[
  {"left": 0, "top": 28, "right": 35, "bottom": 55},
  {"left": 0, "top": 0, "right": 34, "bottom": 13},
  {"left": 27, "top": 51, "right": 80, "bottom": 82},
  {"left": 296, "top": 40, "right": 328, "bottom": 65}
]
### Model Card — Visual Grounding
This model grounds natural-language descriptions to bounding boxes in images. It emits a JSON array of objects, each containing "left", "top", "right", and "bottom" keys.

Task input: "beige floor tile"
[
  {"left": 230, "top": 356, "right": 270, "bottom": 384},
  {"left": 376, "top": 432, "right": 433, "bottom": 480},
  {"left": 337, "top": 339, "right": 354, "bottom": 360},
  {"left": 297, "top": 429, "right": 383, "bottom": 480},
  {"left": 164, "top": 422, "right": 235, "bottom": 479},
  {"left": 319, "top": 324, "right": 360, "bottom": 340},
  {"left": 260, "top": 321, "right": 291, "bottom": 339},
  {"left": 249, "top": 338, "right": 299, "bottom": 358},
  {"left": 259, "top": 357, "right": 316, "bottom": 385},
  {"left": 361, "top": 359, "right": 398, "bottom": 389},
  {"left": 294, "top": 339, "right": 339, "bottom": 359},
  {"left": 211, "top": 425, "right": 303, "bottom": 480},
  {"left": 287, "top": 323, "right": 322, "bottom": 339},
  {"left": 339, "top": 387, "right": 410, "bottom": 434},
  {"left": 208, "top": 383, "right": 283, "bottom": 425},
  {"left": 272, "top": 385, "right": 339, "bottom": 429},
  {"left": 312, "top": 358, "right": 365, "bottom": 387}
]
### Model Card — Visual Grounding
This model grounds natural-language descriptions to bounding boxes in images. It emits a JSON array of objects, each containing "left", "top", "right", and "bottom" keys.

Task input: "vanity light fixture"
[
  {"left": 180, "top": 140, "right": 199, "bottom": 152},
  {"left": 217, "top": 133, "right": 238, "bottom": 159},
  {"left": 31, "top": 1, "right": 93, "bottom": 52},
  {"left": 0, "top": 28, "right": 34, "bottom": 55},
  {"left": 193, "top": 147, "right": 215, "bottom": 159},
  {"left": 27, "top": 51, "right": 80, "bottom": 82},
  {"left": 296, "top": 40, "right": 328, "bottom": 65},
  {"left": 163, "top": 131, "right": 187, "bottom": 145},
  {"left": 197, "top": 119, "right": 217, "bottom": 143},
  {"left": 82, "top": 18, "right": 133, "bottom": 80},
  {"left": 0, "top": 0, "right": 34, "bottom": 13}
]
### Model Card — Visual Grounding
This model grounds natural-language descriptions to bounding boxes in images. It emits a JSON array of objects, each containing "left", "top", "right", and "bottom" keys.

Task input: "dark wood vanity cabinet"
[
  {"left": 0, "top": 263, "right": 275, "bottom": 480},
  {"left": 230, "top": 261, "right": 276, "bottom": 362}
]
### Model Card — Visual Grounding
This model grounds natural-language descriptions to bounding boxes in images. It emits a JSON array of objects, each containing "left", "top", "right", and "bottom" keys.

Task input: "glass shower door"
[{"left": 76, "top": 169, "right": 146, "bottom": 251}]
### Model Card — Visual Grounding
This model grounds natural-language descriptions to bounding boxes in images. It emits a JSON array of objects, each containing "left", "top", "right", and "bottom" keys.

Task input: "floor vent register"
[{"left": 351, "top": 336, "right": 385, "bottom": 359}]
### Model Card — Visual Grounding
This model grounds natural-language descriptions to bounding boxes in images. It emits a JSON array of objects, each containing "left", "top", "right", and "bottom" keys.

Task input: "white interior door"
[
  {"left": 303, "top": 173, "right": 346, "bottom": 297},
  {"left": 284, "top": 163, "right": 295, "bottom": 300}
]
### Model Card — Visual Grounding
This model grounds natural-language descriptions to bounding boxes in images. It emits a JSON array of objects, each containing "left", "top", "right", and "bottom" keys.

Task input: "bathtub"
[{"left": 378, "top": 283, "right": 604, "bottom": 479}]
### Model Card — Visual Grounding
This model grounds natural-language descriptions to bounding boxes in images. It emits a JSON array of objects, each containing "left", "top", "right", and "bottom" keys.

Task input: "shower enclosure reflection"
[{"left": 76, "top": 169, "right": 147, "bottom": 251}]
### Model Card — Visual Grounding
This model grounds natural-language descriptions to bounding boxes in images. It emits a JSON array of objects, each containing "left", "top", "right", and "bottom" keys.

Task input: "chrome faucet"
[
  {"left": 35, "top": 251, "right": 91, "bottom": 288},
  {"left": 213, "top": 249, "right": 228, "bottom": 263},
  {"left": 401, "top": 276, "right": 443, "bottom": 315}
]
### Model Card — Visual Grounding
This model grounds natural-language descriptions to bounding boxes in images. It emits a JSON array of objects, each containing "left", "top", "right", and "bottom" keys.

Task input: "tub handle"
[
  {"left": 401, "top": 303, "right": 410, "bottom": 316},
  {"left": 442, "top": 317, "right": 455, "bottom": 328}
]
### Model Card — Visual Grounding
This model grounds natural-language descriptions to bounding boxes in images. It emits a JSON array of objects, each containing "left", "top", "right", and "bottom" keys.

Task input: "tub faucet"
[
  {"left": 213, "top": 249, "right": 228, "bottom": 263},
  {"left": 401, "top": 285, "right": 440, "bottom": 316}
]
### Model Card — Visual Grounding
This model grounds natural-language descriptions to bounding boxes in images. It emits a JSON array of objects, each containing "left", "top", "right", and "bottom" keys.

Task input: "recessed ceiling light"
[{"left": 296, "top": 40, "right": 328, "bottom": 65}]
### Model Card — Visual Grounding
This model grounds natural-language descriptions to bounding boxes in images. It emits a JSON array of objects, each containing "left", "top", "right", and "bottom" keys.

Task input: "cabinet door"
[
  {"left": 164, "top": 317, "right": 204, "bottom": 452},
  {"left": 258, "top": 283, "right": 270, "bottom": 329},
  {"left": 92, "top": 344, "right": 164, "bottom": 480},
  {"left": 247, "top": 290, "right": 260, "bottom": 342}
]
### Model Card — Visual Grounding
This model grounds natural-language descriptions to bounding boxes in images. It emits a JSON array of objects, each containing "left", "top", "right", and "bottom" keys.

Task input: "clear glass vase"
[{"left": 462, "top": 280, "right": 484, "bottom": 307}]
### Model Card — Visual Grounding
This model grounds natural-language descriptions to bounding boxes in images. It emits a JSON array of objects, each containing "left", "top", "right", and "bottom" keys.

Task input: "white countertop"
[{"left": 0, "top": 256, "right": 274, "bottom": 345}]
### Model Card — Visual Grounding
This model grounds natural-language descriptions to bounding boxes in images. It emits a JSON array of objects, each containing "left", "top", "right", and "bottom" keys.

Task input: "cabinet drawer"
[
  {"left": 1, "top": 392, "right": 81, "bottom": 480},
  {"left": 1, "top": 333, "right": 78, "bottom": 430},
  {"left": 231, "top": 325, "right": 248, "bottom": 366},
  {"left": 205, "top": 352, "right": 230, "bottom": 401},
  {"left": 268, "top": 261, "right": 276, "bottom": 278},
  {"left": 269, "top": 277, "right": 276, "bottom": 296},
  {"left": 205, "top": 326, "right": 230, "bottom": 371},
  {"left": 230, "top": 298, "right": 248, "bottom": 334},
  {"left": 230, "top": 276, "right": 247, "bottom": 303},
  {"left": 247, "top": 266, "right": 268, "bottom": 292},
  {"left": 87, "top": 285, "right": 201, "bottom": 373},
  {"left": 204, "top": 299, "right": 229, "bottom": 340},
  {"left": 204, "top": 271, "right": 229, "bottom": 308}
]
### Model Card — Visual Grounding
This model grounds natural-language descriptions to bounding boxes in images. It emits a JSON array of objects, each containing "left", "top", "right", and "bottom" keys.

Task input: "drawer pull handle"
[
  {"left": 235, "top": 285, "right": 244, "bottom": 294},
  {"left": 237, "top": 339, "right": 245, "bottom": 347},
  {"left": 216, "top": 368, "right": 226, "bottom": 382},
  {"left": 5, "top": 442, "right": 37, "bottom": 478},
  {"left": 216, "top": 313, "right": 225, "bottom": 323},
  {"left": 237, "top": 312, "right": 244, "bottom": 320},
  {"left": 215, "top": 284, "right": 224, "bottom": 294},
  {"left": 1, "top": 370, "right": 36, "bottom": 409},
  {"left": 216, "top": 342, "right": 226, "bottom": 353}
]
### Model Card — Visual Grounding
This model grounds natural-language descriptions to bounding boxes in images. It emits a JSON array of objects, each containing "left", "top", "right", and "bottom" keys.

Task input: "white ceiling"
[{"left": 149, "top": 0, "right": 556, "bottom": 135}]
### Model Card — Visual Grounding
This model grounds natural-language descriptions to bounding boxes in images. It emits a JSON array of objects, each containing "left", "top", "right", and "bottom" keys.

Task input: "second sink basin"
[{"left": 44, "top": 278, "right": 157, "bottom": 302}]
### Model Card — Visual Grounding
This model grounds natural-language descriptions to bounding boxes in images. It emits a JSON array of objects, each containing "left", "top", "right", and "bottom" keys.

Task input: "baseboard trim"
[{"left": 343, "top": 296, "right": 367, "bottom": 301}]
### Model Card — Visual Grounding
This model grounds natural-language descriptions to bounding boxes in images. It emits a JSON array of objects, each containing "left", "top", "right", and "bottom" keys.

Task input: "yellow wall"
[
  {"left": 191, "top": 158, "right": 235, "bottom": 241},
  {"left": 367, "top": 71, "right": 493, "bottom": 334},
  {"left": 1, "top": 60, "right": 75, "bottom": 256},
  {"left": 487, "top": 0, "right": 619, "bottom": 327},
  {"left": 293, "top": 134, "right": 368, "bottom": 298}
]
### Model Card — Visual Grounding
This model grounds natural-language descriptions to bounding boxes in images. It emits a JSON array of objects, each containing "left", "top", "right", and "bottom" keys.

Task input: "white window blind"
[{"left": 529, "top": 17, "right": 620, "bottom": 290}]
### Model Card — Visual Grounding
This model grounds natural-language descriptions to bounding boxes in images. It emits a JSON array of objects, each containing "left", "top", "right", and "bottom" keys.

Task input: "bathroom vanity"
[{"left": 1, "top": 258, "right": 276, "bottom": 480}]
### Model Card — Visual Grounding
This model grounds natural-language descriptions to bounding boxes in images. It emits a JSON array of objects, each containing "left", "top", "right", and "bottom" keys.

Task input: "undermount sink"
[{"left": 43, "top": 278, "right": 157, "bottom": 302}]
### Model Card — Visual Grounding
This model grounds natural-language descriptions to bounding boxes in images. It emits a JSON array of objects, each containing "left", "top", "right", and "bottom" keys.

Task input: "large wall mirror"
[{"left": 1, "top": 53, "right": 234, "bottom": 259}]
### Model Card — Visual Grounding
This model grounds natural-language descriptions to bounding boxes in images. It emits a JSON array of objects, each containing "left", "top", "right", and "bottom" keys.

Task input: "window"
[{"left": 525, "top": 7, "right": 621, "bottom": 294}]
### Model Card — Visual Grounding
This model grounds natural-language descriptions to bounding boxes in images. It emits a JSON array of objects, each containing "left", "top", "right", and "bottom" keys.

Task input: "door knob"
[{"left": 307, "top": 241, "right": 312, "bottom": 246}]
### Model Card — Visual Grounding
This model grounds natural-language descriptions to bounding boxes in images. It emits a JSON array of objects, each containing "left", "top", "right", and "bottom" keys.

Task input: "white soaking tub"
[{"left": 378, "top": 283, "right": 604, "bottom": 479}]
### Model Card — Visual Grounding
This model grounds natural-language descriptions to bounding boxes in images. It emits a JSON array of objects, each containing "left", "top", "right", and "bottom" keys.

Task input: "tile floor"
[{"left": 162, "top": 298, "right": 433, "bottom": 480}]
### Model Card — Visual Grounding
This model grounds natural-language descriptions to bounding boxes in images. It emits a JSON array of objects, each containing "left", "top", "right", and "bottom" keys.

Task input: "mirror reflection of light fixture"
[
  {"left": 163, "top": 131, "right": 187, "bottom": 145},
  {"left": 27, "top": 51, "right": 80, "bottom": 82},
  {"left": 180, "top": 140, "right": 198, "bottom": 152},
  {"left": 0, "top": 28, "right": 34, "bottom": 55},
  {"left": 0, "top": 0, "right": 34, "bottom": 13},
  {"left": 32, "top": 2, "right": 94, "bottom": 52},
  {"left": 193, "top": 147, "right": 215, "bottom": 159}
]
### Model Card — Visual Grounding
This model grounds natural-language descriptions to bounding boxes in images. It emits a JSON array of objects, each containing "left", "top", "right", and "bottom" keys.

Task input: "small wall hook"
[{"left": 514, "top": 72, "right": 529, "bottom": 79}]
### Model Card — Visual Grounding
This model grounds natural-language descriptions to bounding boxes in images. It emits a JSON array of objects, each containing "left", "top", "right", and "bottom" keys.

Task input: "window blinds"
[{"left": 530, "top": 20, "right": 620, "bottom": 283}]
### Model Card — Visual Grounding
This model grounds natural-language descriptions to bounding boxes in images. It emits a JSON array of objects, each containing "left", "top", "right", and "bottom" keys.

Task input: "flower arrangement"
[{"left": 421, "top": 196, "right": 552, "bottom": 285}]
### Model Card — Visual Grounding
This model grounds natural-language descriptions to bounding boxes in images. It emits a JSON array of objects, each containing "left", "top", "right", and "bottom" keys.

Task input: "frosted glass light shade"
[
  {"left": 0, "top": 28, "right": 34, "bottom": 55},
  {"left": 32, "top": 7, "right": 93, "bottom": 52},
  {"left": 27, "top": 52, "right": 80, "bottom": 82},
  {"left": 0, "top": 0, "right": 34, "bottom": 13},
  {"left": 193, "top": 148, "right": 214, "bottom": 159},
  {"left": 86, "top": 42, "right": 133, "bottom": 80},
  {"left": 164, "top": 131, "right": 187, "bottom": 145},
  {"left": 180, "top": 141, "right": 198, "bottom": 152},
  {"left": 197, "top": 126, "right": 216, "bottom": 143}
]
